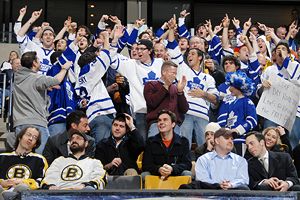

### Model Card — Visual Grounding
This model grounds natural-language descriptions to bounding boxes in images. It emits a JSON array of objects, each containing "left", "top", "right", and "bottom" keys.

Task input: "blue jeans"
[
  {"left": 135, "top": 113, "right": 147, "bottom": 142},
  {"left": 290, "top": 116, "right": 300, "bottom": 149},
  {"left": 89, "top": 114, "right": 114, "bottom": 145},
  {"left": 148, "top": 122, "right": 181, "bottom": 138},
  {"left": 15, "top": 124, "right": 50, "bottom": 154},
  {"left": 180, "top": 114, "right": 209, "bottom": 149},
  {"left": 48, "top": 122, "right": 66, "bottom": 137}
]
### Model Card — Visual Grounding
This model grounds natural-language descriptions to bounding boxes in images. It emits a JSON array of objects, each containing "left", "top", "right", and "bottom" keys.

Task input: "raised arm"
[
  {"left": 18, "top": 9, "right": 42, "bottom": 37},
  {"left": 55, "top": 16, "right": 71, "bottom": 41},
  {"left": 14, "top": 5, "right": 27, "bottom": 34},
  {"left": 222, "top": 14, "right": 230, "bottom": 50}
]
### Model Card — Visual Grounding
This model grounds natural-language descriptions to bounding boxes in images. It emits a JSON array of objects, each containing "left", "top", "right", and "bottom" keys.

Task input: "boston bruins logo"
[
  {"left": 61, "top": 165, "right": 83, "bottom": 181},
  {"left": 7, "top": 164, "right": 31, "bottom": 179}
]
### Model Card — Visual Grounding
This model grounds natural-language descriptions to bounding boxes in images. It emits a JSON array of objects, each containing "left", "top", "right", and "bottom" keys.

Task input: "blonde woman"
[{"left": 262, "top": 126, "right": 292, "bottom": 155}]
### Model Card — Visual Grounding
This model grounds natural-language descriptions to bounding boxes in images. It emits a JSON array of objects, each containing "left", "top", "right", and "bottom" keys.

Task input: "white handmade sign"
[{"left": 256, "top": 74, "right": 300, "bottom": 132}]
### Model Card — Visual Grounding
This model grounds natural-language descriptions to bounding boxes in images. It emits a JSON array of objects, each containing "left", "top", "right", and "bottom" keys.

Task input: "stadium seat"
[
  {"left": 144, "top": 175, "right": 191, "bottom": 190},
  {"left": 136, "top": 152, "right": 143, "bottom": 171},
  {"left": 105, "top": 175, "right": 142, "bottom": 190}
]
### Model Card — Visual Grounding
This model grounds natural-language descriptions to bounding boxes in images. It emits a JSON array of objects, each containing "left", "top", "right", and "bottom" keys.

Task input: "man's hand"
[
  {"left": 109, "top": 15, "right": 121, "bottom": 25},
  {"left": 263, "top": 177, "right": 280, "bottom": 189},
  {"left": 31, "top": 9, "right": 43, "bottom": 22},
  {"left": 111, "top": 158, "right": 122, "bottom": 167},
  {"left": 100, "top": 15, "right": 109, "bottom": 22},
  {"left": 232, "top": 17, "right": 240, "bottom": 29},
  {"left": 275, "top": 180, "right": 289, "bottom": 192},
  {"left": 222, "top": 14, "right": 230, "bottom": 28},
  {"left": 61, "top": 61, "right": 73, "bottom": 70},
  {"left": 113, "top": 25, "right": 124, "bottom": 40},
  {"left": 177, "top": 75, "right": 187, "bottom": 93},
  {"left": 134, "top": 18, "right": 146, "bottom": 28},
  {"left": 180, "top": 10, "right": 190, "bottom": 18},
  {"left": 243, "top": 18, "right": 252, "bottom": 32},
  {"left": 107, "top": 83, "right": 119, "bottom": 93},
  {"left": 49, "top": 185, "right": 60, "bottom": 190},
  {"left": 159, "top": 164, "right": 173, "bottom": 179},
  {"left": 124, "top": 113, "right": 135, "bottom": 131},
  {"left": 65, "top": 184, "right": 85, "bottom": 190},
  {"left": 188, "top": 88, "right": 206, "bottom": 98},
  {"left": 19, "top": 6, "right": 27, "bottom": 18},
  {"left": 262, "top": 80, "right": 271, "bottom": 89},
  {"left": 0, "top": 179, "right": 15, "bottom": 188},
  {"left": 220, "top": 180, "right": 232, "bottom": 190}
]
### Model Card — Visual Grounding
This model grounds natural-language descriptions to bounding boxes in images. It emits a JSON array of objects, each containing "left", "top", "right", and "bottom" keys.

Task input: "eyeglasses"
[
  {"left": 24, "top": 132, "right": 38, "bottom": 141},
  {"left": 136, "top": 47, "right": 148, "bottom": 51}
]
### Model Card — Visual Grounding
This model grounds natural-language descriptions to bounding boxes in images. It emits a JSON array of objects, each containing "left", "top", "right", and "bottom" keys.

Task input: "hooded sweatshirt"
[{"left": 13, "top": 66, "right": 60, "bottom": 127}]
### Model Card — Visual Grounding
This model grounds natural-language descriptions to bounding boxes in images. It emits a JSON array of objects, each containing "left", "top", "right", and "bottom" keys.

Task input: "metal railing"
[{"left": 1, "top": 22, "right": 17, "bottom": 43}]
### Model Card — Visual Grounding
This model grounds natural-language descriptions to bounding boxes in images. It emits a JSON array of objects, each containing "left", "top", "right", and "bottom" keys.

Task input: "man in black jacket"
[
  {"left": 95, "top": 113, "right": 144, "bottom": 175},
  {"left": 245, "top": 131, "right": 300, "bottom": 191},
  {"left": 42, "top": 110, "right": 95, "bottom": 165},
  {"left": 142, "top": 110, "right": 192, "bottom": 180}
]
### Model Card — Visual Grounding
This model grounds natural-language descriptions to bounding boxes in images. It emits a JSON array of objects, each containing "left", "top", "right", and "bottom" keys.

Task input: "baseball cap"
[
  {"left": 205, "top": 122, "right": 221, "bottom": 133},
  {"left": 42, "top": 26, "right": 55, "bottom": 36},
  {"left": 214, "top": 128, "right": 238, "bottom": 139},
  {"left": 68, "top": 129, "right": 88, "bottom": 141}
]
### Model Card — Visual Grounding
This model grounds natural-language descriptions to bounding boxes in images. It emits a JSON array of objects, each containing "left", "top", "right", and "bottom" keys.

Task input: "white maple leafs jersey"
[{"left": 75, "top": 50, "right": 115, "bottom": 122}]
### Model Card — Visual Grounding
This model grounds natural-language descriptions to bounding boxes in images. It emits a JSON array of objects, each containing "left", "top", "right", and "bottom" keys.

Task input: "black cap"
[
  {"left": 68, "top": 129, "right": 88, "bottom": 141},
  {"left": 137, "top": 39, "right": 153, "bottom": 50}
]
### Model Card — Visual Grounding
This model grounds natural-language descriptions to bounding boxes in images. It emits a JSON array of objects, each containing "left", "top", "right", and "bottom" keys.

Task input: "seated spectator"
[
  {"left": 193, "top": 122, "right": 221, "bottom": 160},
  {"left": 0, "top": 127, "right": 48, "bottom": 199},
  {"left": 41, "top": 130, "right": 106, "bottom": 190},
  {"left": 95, "top": 113, "right": 144, "bottom": 175},
  {"left": 180, "top": 128, "right": 249, "bottom": 190},
  {"left": 262, "top": 126, "right": 292, "bottom": 155},
  {"left": 142, "top": 110, "right": 192, "bottom": 180},
  {"left": 43, "top": 110, "right": 95, "bottom": 165},
  {"left": 245, "top": 132, "right": 300, "bottom": 191}
]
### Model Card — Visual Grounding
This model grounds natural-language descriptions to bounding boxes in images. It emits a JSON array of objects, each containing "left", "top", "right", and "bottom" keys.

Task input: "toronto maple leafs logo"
[
  {"left": 187, "top": 77, "right": 204, "bottom": 90},
  {"left": 227, "top": 111, "right": 237, "bottom": 129},
  {"left": 143, "top": 71, "right": 158, "bottom": 85}
]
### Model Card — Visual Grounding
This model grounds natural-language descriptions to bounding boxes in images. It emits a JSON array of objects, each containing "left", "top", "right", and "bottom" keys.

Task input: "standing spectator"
[
  {"left": 95, "top": 113, "right": 144, "bottom": 175},
  {"left": 13, "top": 51, "right": 72, "bottom": 154},
  {"left": 0, "top": 127, "right": 48, "bottom": 200},
  {"left": 144, "top": 60, "right": 188, "bottom": 137},
  {"left": 142, "top": 110, "right": 192, "bottom": 180},
  {"left": 17, "top": 9, "right": 55, "bottom": 75},
  {"left": 75, "top": 31, "right": 115, "bottom": 144},
  {"left": 218, "top": 71, "right": 257, "bottom": 136},
  {"left": 167, "top": 18, "right": 219, "bottom": 148}
]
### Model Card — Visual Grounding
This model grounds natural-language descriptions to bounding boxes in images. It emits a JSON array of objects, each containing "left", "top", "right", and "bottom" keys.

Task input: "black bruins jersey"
[{"left": 0, "top": 151, "right": 48, "bottom": 189}]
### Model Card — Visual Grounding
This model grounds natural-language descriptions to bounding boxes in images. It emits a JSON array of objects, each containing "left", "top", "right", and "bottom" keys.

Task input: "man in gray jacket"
[{"left": 13, "top": 51, "right": 72, "bottom": 154}]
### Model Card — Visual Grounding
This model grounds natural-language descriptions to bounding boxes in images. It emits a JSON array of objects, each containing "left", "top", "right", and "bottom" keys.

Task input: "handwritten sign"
[{"left": 256, "top": 74, "right": 300, "bottom": 132}]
